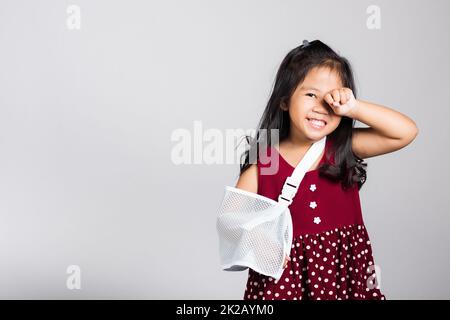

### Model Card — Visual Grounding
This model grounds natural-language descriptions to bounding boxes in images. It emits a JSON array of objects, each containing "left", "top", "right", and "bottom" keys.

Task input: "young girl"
[{"left": 235, "top": 40, "right": 418, "bottom": 300}]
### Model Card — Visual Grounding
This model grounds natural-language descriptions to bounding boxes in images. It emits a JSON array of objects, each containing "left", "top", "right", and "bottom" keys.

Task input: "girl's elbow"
[
  {"left": 403, "top": 123, "right": 419, "bottom": 145},
  {"left": 410, "top": 122, "right": 419, "bottom": 139}
]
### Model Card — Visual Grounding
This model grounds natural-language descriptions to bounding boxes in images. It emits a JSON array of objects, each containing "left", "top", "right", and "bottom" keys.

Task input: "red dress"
[{"left": 243, "top": 137, "right": 386, "bottom": 300}]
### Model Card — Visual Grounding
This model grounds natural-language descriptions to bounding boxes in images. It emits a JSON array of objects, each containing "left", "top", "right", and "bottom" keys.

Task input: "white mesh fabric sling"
[{"left": 216, "top": 136, "right": 327, "bottom": 281}]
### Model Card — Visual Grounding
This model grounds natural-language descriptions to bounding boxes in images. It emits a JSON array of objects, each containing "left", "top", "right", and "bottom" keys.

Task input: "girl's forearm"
[{"left": 348, "top": 99, "right": 419, "bottom": 140}]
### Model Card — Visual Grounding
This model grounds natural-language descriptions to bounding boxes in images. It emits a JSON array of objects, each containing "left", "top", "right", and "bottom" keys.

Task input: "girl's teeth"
[{"left": 309, "top": 119, "right": 325, "bottom": 128}]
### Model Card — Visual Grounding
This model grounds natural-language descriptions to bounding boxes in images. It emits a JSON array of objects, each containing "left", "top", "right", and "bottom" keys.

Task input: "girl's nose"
[{"left": 313, "top": 104, "right": 330, "bottom": 116}]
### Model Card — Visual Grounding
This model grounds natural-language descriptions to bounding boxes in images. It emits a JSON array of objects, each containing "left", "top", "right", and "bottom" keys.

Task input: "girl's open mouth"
[{"left": 306, "top": 118, "right": 327, "bottom": 130}]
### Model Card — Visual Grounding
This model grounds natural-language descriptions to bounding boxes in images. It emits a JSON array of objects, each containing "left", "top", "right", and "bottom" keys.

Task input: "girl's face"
[{"left": 282, "top": 66, "right": 343, "bottom": 144}]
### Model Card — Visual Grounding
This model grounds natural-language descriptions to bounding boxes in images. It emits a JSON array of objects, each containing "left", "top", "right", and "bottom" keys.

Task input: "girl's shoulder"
[{"left": 235, "top": 163, "right": 258, "bottom": 194}]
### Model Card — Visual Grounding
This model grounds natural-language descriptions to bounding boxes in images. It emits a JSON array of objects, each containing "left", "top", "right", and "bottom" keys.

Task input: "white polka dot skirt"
[{"left": 243, "top": 224, "right": 386, "bottom": 300}]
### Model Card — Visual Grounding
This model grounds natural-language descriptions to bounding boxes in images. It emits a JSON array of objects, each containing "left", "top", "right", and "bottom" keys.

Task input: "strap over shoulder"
[{"left": 278, "top": 136, "right": 327, "bottom": 206}]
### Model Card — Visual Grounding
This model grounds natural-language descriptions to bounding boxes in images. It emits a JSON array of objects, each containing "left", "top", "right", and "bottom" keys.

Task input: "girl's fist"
[{"left": 324, "top": 87, "right": 358, "bottom": 118}]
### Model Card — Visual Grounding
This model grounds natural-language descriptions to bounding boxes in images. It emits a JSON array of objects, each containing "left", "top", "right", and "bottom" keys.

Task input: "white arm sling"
[{"left": 216, "top": 136, "right": 326, "bottom": 281}]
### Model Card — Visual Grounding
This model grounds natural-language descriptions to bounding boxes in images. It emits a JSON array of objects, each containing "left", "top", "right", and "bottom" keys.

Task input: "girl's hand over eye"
[{"left": 324, "top": 87, "right": 359, "bottom": 118}]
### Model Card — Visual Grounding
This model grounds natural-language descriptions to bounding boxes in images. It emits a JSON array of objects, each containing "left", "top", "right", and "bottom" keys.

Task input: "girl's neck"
[
  {"left": 284, "top": 133, "right": 314, "bottom": 150},
  {"left": 286, "top": 124, "right": 316, "bottom": 147}
]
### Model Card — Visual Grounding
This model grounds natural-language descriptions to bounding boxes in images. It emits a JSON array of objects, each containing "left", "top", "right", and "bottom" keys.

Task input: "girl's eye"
[{"left": 306, "top": 93, "right": 316, "bottom": 98}]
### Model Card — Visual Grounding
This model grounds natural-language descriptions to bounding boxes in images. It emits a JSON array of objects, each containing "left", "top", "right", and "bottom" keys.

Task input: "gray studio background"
[{"left": 0, "top": 0, "right": 448, "bottom": 299}]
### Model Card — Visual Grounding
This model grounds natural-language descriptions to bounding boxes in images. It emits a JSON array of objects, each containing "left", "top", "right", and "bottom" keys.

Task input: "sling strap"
[{"left": 277, "top": 136, "right": 326, "bottom": 206}]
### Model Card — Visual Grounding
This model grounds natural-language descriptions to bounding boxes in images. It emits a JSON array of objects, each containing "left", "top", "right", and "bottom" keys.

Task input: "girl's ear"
[{"left": 280, "top": 101, "right": 288, "bottom": 111}]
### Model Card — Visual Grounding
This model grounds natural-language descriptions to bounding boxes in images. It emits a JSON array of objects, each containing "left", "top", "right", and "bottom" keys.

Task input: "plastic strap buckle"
[{"left": 278, "top": 176, "right": 299, "bottom": 205}]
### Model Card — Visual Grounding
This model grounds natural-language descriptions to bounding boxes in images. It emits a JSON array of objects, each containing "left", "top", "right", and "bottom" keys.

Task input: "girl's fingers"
[
  {"left": 331, "top": 89, "right": 340, "bottom": 104},
  {"left": 324, "top": 93, "right": 334, "bottom": 106},
  {"left": 340, "top": 88, "right": 348, "bottom": 105},
  {"left": 283, "top": 255, "right": 290, "bottom": 268}
]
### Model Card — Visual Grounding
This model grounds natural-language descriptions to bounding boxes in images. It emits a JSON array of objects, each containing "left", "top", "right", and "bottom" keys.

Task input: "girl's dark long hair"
[{"left": 239, "top": 40, "right": 367, "bottom": 191}]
